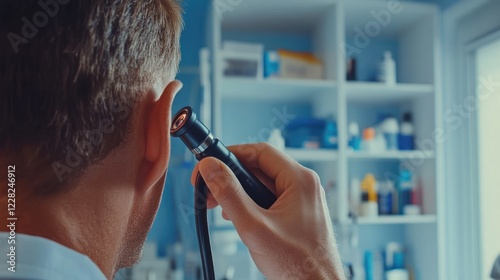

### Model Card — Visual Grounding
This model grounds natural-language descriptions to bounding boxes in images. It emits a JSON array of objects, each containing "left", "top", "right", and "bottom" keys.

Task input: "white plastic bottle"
[
  {"left": 378, "top": 51, "right": 396, "bottom": 86},
  {"left": 382, "top": 118, "right": 399, "bottom": 150},
  {"left": 267, "top": 129, "right": 285, "bottom": 152},
  {"left": 348, "top": 122, "right": 361, "bottom": 150},
  {"left": 386, "top": 269, "right": 409, "bottom": 280},
  {"left": 375, "top": 130, "right": 387, "bottom": 152}
]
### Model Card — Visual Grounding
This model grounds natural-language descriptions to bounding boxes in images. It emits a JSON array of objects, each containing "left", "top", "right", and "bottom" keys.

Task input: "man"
[{"left": 0, "top": 1, "right": 345, "bottom": 279}]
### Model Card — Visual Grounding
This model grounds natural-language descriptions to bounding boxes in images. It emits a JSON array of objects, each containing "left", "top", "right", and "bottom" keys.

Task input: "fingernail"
[{"left": 175, "top": 80, "right": 183, "bottom": 91}]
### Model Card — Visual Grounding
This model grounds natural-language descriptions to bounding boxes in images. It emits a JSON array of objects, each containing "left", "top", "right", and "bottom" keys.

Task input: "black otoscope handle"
[{"left": 196, "top": 139, "right": 276, "bottom": 209}]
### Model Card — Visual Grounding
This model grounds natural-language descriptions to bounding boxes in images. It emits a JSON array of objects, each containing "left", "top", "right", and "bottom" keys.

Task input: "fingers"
[
  {"left": 228, "top": 143, "right": 303, "bottom": 196},
  {"left": 190, "top": 165, "right": 235, "bottom": 219},
  {"left": 246, "top": 166, "right": 277, "bottom": 195},
  {"left": 227, "top": 143, "right": 297, "bottom": 177},
  {"left": 191, "top": 159, "right": 277, "bottom": 206},
  {"left": 197, "top": 157, "right": 260, "bottom": 226},
  {"left": 191, "top": 142, "right": 315, "bottom": 200}
]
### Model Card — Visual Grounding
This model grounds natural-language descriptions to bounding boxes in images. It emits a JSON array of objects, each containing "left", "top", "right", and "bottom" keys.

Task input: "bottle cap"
[
  {"left": 363, "top": 127, "right": 376, "bottom": 140},
  {"left": 403, "top": 205, "right": 421, "bottom": 215},
  {"left": 384, "top": 51, "right": 392, "bottom": 60},
  {"left": 385, "top": 242, "right": 403, "bottom": 269},
  {"left": 382, "top": 118, "right": 399, "bottom": 133},
  {"left": 403, "top": 112, "right": 413, "bottom": 122}
]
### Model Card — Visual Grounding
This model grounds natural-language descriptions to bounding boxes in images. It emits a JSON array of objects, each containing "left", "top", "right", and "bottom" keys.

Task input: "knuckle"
[
  {"left": 210, "top": 175, "right": 245, "bottom": 213},
  {"left": 317, "top": 183, "right": 327, "bottom": 199},
  {"left": 218, "top": 190, "right": 238, "bottom": 210},
  {"left": 215, "top": 187, "right": 236, "bottom": 207},
  {"left": 301, "top": 168, "right": 321, "bottom": 187},
  {"left": 206, "top": 172, "right": 231, "bottom": 197},
  {"left": 255, "top": 142, "right": 274, "bottom": 152}
]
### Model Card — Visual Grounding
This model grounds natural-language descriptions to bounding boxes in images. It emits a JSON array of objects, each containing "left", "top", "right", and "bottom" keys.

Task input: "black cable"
[{"left": 194, "top": 173, "right": 215, "bottom": 280}]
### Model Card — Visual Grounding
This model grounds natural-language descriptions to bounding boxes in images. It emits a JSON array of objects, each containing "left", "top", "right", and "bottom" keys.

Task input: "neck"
[{"left": 0, "top": 180, "right": 133, "bottom": 279}]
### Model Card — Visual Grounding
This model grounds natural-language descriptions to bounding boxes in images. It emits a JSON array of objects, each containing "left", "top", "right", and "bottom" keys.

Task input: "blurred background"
[{"left": 116, "top": 0, "right": 500, "bottom": 279}]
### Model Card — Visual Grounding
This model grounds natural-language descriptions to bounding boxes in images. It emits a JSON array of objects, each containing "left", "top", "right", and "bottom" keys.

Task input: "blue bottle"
[
  {"left": 378, "top": 181, "right": 394, "bottom": 215},
  {"left": 365, "top": 251, "right": 374, "bottom": 280},
  {"left": 398, "top": 169, "right": 413, "bottom": 214},
  {"left": 398, "top": 112, "right": 415, "bottom": 150}
]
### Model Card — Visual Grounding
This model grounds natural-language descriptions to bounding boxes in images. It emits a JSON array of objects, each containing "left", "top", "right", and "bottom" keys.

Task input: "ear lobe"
[{"left": 143, "top": 80, "right": 183, "bottom": 189}]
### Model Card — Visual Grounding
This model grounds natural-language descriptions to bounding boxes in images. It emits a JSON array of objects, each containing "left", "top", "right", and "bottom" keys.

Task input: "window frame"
[{"left": 442, "top": 0, "right": 500, "bottom": 278}]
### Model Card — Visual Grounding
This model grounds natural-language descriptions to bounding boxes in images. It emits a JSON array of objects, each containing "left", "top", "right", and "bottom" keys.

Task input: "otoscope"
[{"left": 170, "top": 106, "right": 277, "bottom": 280}]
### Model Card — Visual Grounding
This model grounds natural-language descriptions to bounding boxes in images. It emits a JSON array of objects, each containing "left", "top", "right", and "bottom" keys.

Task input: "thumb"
[{"left": 198, "top": 157, "right": 257, "bottom": 223}]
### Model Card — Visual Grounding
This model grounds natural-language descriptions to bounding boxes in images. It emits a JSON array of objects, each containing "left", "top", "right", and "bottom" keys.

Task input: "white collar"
[{"left": 0, "top": 232, "right": 107, "bottom": 280}]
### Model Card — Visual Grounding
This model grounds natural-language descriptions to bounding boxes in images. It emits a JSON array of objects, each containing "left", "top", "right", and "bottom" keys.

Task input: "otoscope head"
[{"left": 171, "top": 106, "right": 213, "bottom": 154}]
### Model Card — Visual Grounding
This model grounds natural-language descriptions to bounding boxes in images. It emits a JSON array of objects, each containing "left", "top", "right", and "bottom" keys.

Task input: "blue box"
[{"left": 284, "top": 118, "right": 326, "bottom": 149}]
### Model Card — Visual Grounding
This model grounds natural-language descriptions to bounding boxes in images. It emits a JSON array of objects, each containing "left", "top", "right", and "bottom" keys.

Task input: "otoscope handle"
[{"left": 196, "top": 139, "right": 277, "bottom": 209}]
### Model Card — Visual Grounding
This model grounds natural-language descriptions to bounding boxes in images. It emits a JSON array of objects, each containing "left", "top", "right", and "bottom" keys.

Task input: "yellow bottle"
[{"left": 361, "top": 173, "right": 379, "bottom": 217}]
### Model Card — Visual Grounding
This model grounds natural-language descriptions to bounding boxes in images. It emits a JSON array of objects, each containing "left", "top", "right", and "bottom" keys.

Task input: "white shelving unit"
[
  {"left": 346, "top": 82, "right": 434, "bottom": 102},
  {"left": 285, "top": 148, "right": 338, "bottom": 162},
  {"left": 205, "top": 0, "right": 442, "bottom": 279},
  {"left": 220, "top": 78, "right": 337, "bottom": 101},
  {"left": 357, "top": 215, "right": 437, "bottom": 225},
  {"left": 347, "top": 150, "right": 435, "bottom": 160}
]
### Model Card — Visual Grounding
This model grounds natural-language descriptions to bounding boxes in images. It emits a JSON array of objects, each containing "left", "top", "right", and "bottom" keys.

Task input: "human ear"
[{"left": 141, "top": 80, "right": 183, "bottom": 190}]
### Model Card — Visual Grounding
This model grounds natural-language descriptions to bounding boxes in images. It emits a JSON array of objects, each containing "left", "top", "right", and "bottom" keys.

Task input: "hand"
[{"left": 191, "top": 143, "right": 345, "bottom": 280}]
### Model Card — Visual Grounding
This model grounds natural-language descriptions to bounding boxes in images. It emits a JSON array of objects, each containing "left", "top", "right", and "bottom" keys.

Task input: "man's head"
[{"left": 0, "top": 0, "right": 182, "bottom": 271}]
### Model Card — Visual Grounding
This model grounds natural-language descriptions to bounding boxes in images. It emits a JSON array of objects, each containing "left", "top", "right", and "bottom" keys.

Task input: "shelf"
[
  {"left": 346, "top": 82, "right": 434, "bottom": 103},
  {"left": 285, "top": 148, "right": 338, "bottom": 162},
  {"left": 219, "top": 78, "right": 337, "bottom": 102},
  {"left": 347, "top": 150, "right": 435, "bottom": 160},
  {"left": 356, "top": 215, "right": 437, "bottom": 225},
  {"left": 286, "top": 149, "right": 432, "bottom": 162},
  {"left": 221, "top": 0, "right": 336, "bottom": 33}
]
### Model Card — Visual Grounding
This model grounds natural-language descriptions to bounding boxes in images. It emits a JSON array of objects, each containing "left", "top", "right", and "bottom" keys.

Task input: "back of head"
[{"left": 0, "top": 0, "right": 182, "bottom": 195}]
